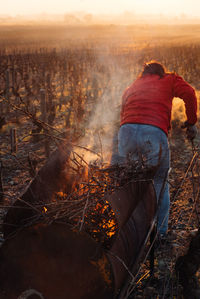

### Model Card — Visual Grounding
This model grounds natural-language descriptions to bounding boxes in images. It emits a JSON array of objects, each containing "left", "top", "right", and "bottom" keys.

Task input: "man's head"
[{"left": 141, "top": 61, "right": 166, "bottom": 78}]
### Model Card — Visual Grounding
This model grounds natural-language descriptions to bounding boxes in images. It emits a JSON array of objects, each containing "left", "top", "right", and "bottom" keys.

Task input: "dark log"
[
  {"left": 107, "top": 181, "right": 157, "bottom": 294},
  {"left": 0, "top": 222, "right": 114, "bottom": 299},
  {"left": 175, "top": 229, "right": 200, "bottom": 298}
]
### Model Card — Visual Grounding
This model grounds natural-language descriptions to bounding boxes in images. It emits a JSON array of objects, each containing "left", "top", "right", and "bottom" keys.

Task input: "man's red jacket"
[{"left": 120, "top": 73, "right": 197, "bottom": 135}]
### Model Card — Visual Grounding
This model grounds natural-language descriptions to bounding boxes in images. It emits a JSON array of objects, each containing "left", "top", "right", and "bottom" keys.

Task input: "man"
[{"left": 118, "top": 61, "right": 197, "bottom": 237}]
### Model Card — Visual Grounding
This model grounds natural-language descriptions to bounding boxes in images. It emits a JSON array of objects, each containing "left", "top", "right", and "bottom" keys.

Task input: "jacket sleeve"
[{"left": 173, "top": 74, "right": 197, "bottom": 125}]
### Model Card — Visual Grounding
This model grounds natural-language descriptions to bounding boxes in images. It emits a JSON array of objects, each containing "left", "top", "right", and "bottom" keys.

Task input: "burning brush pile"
[
  {"left": 3, "top": 146, "right": 155, "bottom": 249},
  {"left": 43, "top": 162, "right": 153, "bottom": 247}
]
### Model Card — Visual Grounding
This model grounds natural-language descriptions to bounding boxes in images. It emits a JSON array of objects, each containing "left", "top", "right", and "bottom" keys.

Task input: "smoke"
[{"left": 77, "top": 50, "right": 130, "bottom": 166}]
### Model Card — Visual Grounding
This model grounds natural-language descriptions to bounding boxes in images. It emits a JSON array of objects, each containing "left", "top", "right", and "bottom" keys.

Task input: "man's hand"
[
  {"left": 186, "top": 125, "right": 198, "bottom": 140},
  {"left": 181, "top": 121, "right": 198, "bottom": 141},
  {"left": 181, "top": 121, "right": 198, "bottom": 140}
]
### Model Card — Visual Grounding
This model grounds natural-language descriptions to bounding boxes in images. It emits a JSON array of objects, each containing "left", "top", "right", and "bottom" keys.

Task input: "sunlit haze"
[{"left": 1, "top": 0, "right": 200, "bottom": 17}]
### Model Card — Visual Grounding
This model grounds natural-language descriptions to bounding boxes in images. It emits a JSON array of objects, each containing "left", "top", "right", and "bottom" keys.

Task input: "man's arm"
[
  {"left": 173, "top": 74, "right": 198, "bottom": 140},
  {"left": 173, "top": 74, "right": 197, "bottom": 125}
]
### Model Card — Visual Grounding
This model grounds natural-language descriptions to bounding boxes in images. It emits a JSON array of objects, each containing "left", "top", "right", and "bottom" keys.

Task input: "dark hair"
[{"left": 141, "top": 61, "right": 166, "bottom": 78}]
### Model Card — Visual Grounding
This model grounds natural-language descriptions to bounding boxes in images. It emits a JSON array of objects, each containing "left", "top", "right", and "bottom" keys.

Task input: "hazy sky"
[{"left": 1, "top": 0, "right": 200, "bottom": 17}]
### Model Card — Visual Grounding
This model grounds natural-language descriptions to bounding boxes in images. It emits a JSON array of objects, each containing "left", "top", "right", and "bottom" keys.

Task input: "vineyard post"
[
  {"left": 40, "top": 89, "right": 50, "bottom": 157},
  {"left": 46, "top": 73, "right": 52, "bottom": 109},
  {"left": 0, "top": 99, "right": 3, "bottom": 115},
  {"left": 0, "top": 160, "right": 4, "bottom": 202},
  {"left": 40, "top": 88, "right": 46, "bottom": 122},
  {"left": 10, "top": 128, "right": 17, "bottom": 153},
  {"left": 12, "top": 69, "right": 15, "bottom": 88},
  {"left": 11, "top": 64, "right": 16, "bottom": 89},
  {"left": 5, "top": 70, "right": 10, "bottom": 113}
]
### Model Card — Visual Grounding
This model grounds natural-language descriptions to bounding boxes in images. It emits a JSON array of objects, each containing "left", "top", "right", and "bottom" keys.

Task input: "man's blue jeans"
[{"left": 118, "top": 124, "right": 170, "bottom": 235}]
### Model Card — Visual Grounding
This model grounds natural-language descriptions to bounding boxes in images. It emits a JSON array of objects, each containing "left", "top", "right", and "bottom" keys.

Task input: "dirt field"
[{"left": 1, "top": 23, "right": 200, "bottom": 298}]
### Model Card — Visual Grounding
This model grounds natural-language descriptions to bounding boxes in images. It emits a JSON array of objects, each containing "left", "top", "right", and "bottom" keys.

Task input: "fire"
[{"left": 46, "top": 156, "right": 118, "bottom": 248}]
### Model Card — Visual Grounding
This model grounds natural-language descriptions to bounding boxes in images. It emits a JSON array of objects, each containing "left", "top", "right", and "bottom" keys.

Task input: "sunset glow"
[{"left": 1, "top": 0, "right": 200, "bottom": 17}]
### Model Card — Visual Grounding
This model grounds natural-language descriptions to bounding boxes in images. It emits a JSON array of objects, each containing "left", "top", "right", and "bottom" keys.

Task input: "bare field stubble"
[{"left": 1, "top": 24, "right": 200, "bottom": 298}]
